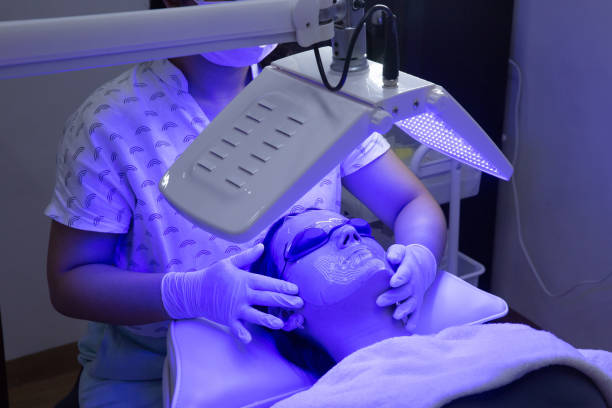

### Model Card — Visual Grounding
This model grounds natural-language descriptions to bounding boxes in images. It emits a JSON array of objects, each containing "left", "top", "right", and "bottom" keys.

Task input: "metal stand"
[{"left": 448, "top": 160, "right": 462, "bottom": 276}]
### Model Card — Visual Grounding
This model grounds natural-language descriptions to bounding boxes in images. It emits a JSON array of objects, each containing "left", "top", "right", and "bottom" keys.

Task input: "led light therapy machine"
[{"left": 0, "top": 0, "right": 513, "bottom": 241}]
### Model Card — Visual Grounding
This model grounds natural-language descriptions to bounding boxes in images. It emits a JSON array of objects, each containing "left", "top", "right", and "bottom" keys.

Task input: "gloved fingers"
[
  {"left": 404, "top": 304, "right": 422, "bottom": 333},
  {"left": 376, "top": 282, "right": 414, "bottom": 307},
  {"left": 229, "top": 321, "right": 253, "bottom": 344},
  {"left": 229, "top": 243, "right": 265, "bottom": 269},
  {"left": 247, "top": 289, "right": 304, "bottom": 309},
  {"left": 393, "top": 296, "right": 417, "bottom": 320},
  {"left": 406, "top": 244, "right": 438, "bottom": 287},
  {"left": 247, "top": 272, "right": 299, "bottom": 295},
  {"left": 386, "top": 244, "right": 406, "bottom": 266},
  {"left": 389, "top": 252, "right": 417, "bottom": 288},
  {"left": 240, "top": 306, "right": 284, "bottom": 330}
]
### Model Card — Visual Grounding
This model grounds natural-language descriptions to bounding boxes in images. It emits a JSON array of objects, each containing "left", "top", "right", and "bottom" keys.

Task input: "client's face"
[{"left": 271, "top": 210, "right": 392, "bottom": 307}]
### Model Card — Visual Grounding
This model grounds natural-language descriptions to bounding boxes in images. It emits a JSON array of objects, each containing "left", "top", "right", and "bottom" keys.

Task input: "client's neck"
[{"left": 306, "top": 272, "right": 408, "bottom": 362}]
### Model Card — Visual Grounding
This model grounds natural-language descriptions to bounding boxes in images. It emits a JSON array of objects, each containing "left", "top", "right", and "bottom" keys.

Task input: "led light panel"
[{"left": 396, "top": 112, "right": 501, "bottom": 178}]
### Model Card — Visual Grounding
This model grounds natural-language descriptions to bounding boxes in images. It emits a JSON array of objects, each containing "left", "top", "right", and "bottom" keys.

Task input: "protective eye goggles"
[{"left": 283, "top": 218, "right": 373, "bottom": 270}]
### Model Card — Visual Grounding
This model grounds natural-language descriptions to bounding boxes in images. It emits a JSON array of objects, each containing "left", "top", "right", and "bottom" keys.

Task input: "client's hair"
[{"left": 250, "top": 208, "right": 336, "bottom": 377}]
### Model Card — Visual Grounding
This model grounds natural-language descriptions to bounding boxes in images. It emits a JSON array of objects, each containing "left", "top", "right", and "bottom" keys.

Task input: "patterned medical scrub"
[{"left": 45, "top": 59, "right": 390, "bottom": 407}]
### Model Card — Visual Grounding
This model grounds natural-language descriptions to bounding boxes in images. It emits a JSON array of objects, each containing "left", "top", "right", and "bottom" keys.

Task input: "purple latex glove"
[
  {"left": 376, "top": 243, "right": 437, "bottom": 332},
  {"left": 161, "top": 244, "right": 303, "bottom": 343}
]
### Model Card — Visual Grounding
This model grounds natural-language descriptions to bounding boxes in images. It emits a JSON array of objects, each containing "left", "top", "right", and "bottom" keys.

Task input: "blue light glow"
[{"left": 396, "top": 112, "right": 500, "bottom": 176}]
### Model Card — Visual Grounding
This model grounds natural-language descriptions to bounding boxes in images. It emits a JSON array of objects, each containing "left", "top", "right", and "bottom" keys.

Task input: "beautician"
[{"left": 44, "top": 0, "right": 446, "bottom": 406}]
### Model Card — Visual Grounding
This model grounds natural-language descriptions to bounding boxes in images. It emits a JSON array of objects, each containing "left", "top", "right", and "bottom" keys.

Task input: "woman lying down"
[{"left": 250, "top": 208, "right": 612, "bottom": 408}]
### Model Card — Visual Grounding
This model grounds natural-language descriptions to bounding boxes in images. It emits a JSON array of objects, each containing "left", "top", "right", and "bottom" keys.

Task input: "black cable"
[
  {"left": 383, "top": 11, "right": 400, "bottom": 85},
  {"left": 314, "top": 4, "right": 398, "bottom": 92}
]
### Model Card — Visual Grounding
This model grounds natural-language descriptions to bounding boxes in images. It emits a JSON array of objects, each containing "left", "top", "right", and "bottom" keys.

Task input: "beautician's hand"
[
  {"left": 376, "top": 244, "right": 437, "bottom": 332},
  {"left": 161, "top": 244, "right": 303, "bottom": 343}
]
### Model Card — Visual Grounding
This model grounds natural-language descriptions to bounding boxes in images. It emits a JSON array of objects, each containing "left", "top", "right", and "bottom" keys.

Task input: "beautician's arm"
[
  {"left": 47, "top": 221, "right": 171, "bottom": 325},
  {"left": 342, "top": 149, "right": 446, "bottom": 262}
]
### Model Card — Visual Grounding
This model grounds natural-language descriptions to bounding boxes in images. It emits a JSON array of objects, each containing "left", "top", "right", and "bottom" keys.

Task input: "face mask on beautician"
[{"left": 194, "top": 0, "right": 278, "bottom": 67}]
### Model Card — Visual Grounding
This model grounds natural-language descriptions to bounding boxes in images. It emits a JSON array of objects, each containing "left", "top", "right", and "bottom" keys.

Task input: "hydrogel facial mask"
[
  {"left": 300, "top": 248, "right": 391, "bottom": 306},
  {"left": 315, "top": 249, "right": 382, "bottom": 285},
  {"left": 275, "top": 209, "right": 392, "bottom": 307}
]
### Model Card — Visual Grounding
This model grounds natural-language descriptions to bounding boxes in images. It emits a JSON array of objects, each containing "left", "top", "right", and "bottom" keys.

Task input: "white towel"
[{"left": 272, "top": 323, "right": 612, "bottom": 408}]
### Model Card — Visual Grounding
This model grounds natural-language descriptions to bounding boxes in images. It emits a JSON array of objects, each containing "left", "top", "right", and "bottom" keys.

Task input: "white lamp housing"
[{"left": 159, "top": 48, "right": 513, "bottom": 241}]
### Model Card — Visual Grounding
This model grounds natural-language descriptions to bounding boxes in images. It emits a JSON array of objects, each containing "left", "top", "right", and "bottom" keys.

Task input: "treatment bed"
[
  {"left": 163, "top": 271, "right": 511, "bottom": 407},
  {"left": 162, "top": 271, "right": 612, "bottom": 407}
]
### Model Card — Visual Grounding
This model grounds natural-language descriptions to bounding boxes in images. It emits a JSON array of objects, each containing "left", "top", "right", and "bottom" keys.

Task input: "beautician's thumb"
[
  {"left": 230, "top": 243, "right": 265, "bottom": 268},
  {"left": 386, "top": 244, "right": 406, "bottom": 265}
]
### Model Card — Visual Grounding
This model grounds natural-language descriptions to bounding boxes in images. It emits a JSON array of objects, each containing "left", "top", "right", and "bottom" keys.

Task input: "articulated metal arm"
[{"left": 0, "top": 0, "right": 337, "bottom": 79}]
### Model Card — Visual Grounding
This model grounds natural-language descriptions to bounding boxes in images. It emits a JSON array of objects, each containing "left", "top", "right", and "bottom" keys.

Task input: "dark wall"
[{"left": 367, "top": 0, "right": 514, "bottom": 289}]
